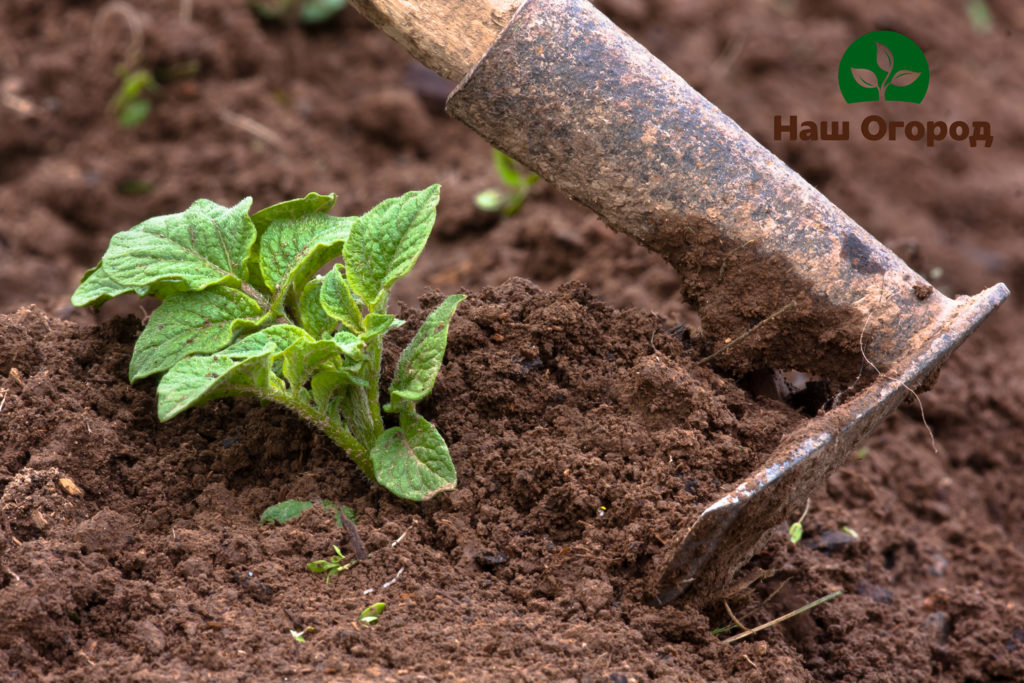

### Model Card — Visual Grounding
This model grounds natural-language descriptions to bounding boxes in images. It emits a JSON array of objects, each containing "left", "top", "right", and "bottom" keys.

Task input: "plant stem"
[{"left": 262, "top": 388, "right": 374, "bottom": 480}]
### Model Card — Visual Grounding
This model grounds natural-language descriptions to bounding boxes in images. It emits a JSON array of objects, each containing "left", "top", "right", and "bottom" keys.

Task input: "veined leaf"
[
  {"left": 128, "top": 286, "right": 263, "bottom": 382},
  {"left": 72, "top": 262, "right": 152, "bottom": 307},
  {"left": 251, "top": 192, "right": 338, "bottom": 235},
  {"left": 157, "top": 352, "right": 276, "bottom": 421},
  {"left": 360, "top": 313, "right": 398, "bottom": 342},
  {"left": 259, "top": 212, "right": 354, "bottom": 298},
  {"left": 247, "top": 192, "right": 337, "bottom": 288},
  {"left": 218, "top": 324, "right": 311, "bottom": 358},
  {"left": 104, "top": 198, "right": 256, "bottom": 292},
  {"left": 332, "top": 329, "right": 364, "bottom": 360},
  {"left": 388, "top": 294, "right": 465, "bottom": 405},
  {"left": 321, "top": 264, "right": 364, "bottom": 334},
  {"left": 260, "top": 500, "right": 315, "bottom": 525},
  {"left": 343, "top": 185, "right": 439, "bottom": 306},
  {"left": 370, "top": 412, "right": 456, "bottom": 501},
  {"left": 282, "top": 338, "right": 345, "bottom": 390},
  {"left": 298, "top": 278, "right": 336, "bottom": 339}
]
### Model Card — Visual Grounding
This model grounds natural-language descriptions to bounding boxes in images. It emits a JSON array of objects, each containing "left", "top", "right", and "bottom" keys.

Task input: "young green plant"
[
  {"left": 473, "top": 149, "right": 540, "bottom": 217},
  {"left": 307, "top": 545, "right": 355, "bottom": 584},
  {"left": 72, "top": 186, "right": 464, "bottom": 501}
]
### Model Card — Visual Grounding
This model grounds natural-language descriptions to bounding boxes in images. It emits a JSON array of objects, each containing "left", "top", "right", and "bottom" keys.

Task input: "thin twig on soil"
[
  {"left": 92, "top": 1, "right": 145, "bottom": 69},
  {"left": 218, "top": 109, "right": 286, "bottom": 149},
  {"left": 339, "top": 512, "right": 367, "bottom": 560},
  {"left": 857, "top": 304, "right": 938, "bottom": 453},
  {"left": 722, "top": 590, "right": 842, "bottom": 644},
  {"left": 697, "top": 301, "right": 796, "bottom": 366}
]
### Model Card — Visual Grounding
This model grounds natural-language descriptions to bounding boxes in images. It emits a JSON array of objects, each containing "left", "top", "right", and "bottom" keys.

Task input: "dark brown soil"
[{"left": 2, "top": 0, "right": 1023, "bottom": 680}]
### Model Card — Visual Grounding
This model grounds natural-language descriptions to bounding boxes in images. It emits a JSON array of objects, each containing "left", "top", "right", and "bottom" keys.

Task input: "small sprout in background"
[
  {"left": 474, "top": 149, "right": 540, "bottom": 217},
  {"left": 788, "top": 499, "right": 811, "bottom": 545},
  {"left": 307, "top": 545, "right": 355, "bottom": 584},
  {"left": 855, "top": 447, "right": 871, "bottom": 459},
  {"left": 597, "top": 505, "right": 607, "bottom": 518},
  {"left": 290, "top": 626, "right": 314, "bottom": 642},
  {"left": 840, "top": 525, "right": 860, "bottom": 539},
  {"left": 358, "top": 602, "right": 386, "bottom": 626},
  {"left": 110, "top": 68, "right": 157, "bottom": 128},
  {"left": 250, "top": 0, "right": 347, "bottom": 25},
  {"left": 964, "top": 0, "right": 994, "bottom": 35}
]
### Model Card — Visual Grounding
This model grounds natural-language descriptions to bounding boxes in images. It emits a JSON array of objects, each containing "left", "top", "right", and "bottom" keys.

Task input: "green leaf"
[
  {"left": 219, "top": 324, "right": 310, "bottom": 358},
  {"left": 493, "top": 149, "right": 523, "bottom": 188},
  {"left": 321, "top": 500, "right": 357, "bottom": 524},
  {"left": 343, "top": 185, "right": 439, "bottom": 306},
  {"left": 129, "top": 286, "right": 263, "bottom": 382},
  {"left": 788, "top": 521, "right": 803, "bottom": 545},
  {"left": 157, "top": 351, "right": 276, "bottom": 421},
  {"left": 259, "top": 499, "right": 354, "bottom": 526},
  {"left": 358, "top": 602, "right": 386, "bottom": 626},
  {"left": 247, "top": 192, "right": 337, "bottom": 287},
  {"left": 299, "top": 0, "right": 348, "bottom": 24},
  {"left": 251, "top": 193, "right": 338, "bottom": 235},
  {"left": 331, "top": 329, "right": 364, "bottom": 360},
  {"left": 282, "top": 338, "right": 344, "bottom": 390},
  {"left": 72, "top": 263, "right": 139, "bottom": 307},
  {"left": 103, "top": 198, "right": 256, "bottom": 292},
  {"left": 370, "top": 412, "right": 456, "bottom": 501},
  {"left": 259, "top": 212, "right": 354, "bottom": 298},
  {"left": 298, "top": 278, "right": 336, "bottom": 339},
  {"left": 360, "top": 313, "right": 397, "bottom": 342},
  {"left": 321, "top": 265, "right": 364, "bottom": 334},
  {"left": 388, "top": 294, "right": 465, "bottom": 405},
  {"left": 118, "top": 98, "right": 152, "bottom": 128},
  {"left": 260, "top": 500, "right": 315, "bottom": 525}
]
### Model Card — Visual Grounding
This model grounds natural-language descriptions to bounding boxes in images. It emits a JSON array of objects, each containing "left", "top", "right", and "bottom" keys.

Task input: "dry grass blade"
[{"left": 722, "top": 590, "right": 842, "bottom": 644}]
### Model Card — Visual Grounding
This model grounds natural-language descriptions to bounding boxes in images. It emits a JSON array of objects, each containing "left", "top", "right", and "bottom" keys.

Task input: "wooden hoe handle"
[{"left": 348, "top": 0, "right": 524, "bottom": 81}]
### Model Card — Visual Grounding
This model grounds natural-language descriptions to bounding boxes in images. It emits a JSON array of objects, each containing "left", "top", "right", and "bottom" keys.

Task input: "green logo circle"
[{"left": 838, "top": 31, "right": 929, "bottom": 103}]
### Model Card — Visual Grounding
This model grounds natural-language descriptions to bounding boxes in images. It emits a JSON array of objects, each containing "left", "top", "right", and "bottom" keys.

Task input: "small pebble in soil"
[{"left": 474, "top": 551, "right": 509, "bottom": 570}]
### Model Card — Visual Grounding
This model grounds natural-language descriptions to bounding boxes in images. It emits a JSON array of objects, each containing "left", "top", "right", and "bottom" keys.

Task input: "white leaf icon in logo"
[
  {"left": 851, "top": 68, "right": 879, "bottom": 89},
  {"left": 890, "top": 70, "right": 920, "bottom": 87},
  {"left": 876, "top": 42, "right": 894, "bottom": 72}
]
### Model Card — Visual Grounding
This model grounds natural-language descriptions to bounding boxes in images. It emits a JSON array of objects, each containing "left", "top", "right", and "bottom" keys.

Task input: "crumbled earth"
[{"left": 2, "top": 0, "right": 1023, "bottom": 679}]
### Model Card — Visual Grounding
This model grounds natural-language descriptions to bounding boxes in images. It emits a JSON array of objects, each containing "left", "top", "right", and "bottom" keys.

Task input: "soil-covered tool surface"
[{"left": 1, "top": 0, "right": 1022, "bottom": 680}]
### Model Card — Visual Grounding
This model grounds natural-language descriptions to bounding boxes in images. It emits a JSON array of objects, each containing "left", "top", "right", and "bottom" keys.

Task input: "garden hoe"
[{"left": 348, "top": 0, "right": 1009, "bottom": 605}]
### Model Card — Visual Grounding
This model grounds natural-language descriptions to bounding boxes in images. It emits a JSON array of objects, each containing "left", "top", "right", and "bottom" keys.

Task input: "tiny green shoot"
[
  {"left": 290, "top": 626, "right": 314, "bottom": 642},
  {"left": 110, "top": 68, "right": 157, "bottom": 128},
  {"left": 855, "top": 447, "right": 871, "bottom": 459},
  {"left": 788, "top": 499, "right": 811, "bottom": 545},
  {"left": 358, "top": 602, "right": 386, "bottom": 626},
  {"left": 474, "top": 149, "right": 540, "bottom": 217},
  {"left": 73, "top": 186, "right": 464, "bottom": 501},
  {"left": 307, "top": 545, "right": 354, "bottom": 583},
  {"left": 840, "top": 525, "right": 860, "bottom": 539}
]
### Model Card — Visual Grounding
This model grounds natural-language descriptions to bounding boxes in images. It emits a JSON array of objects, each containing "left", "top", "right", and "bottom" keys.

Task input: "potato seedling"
[{"left": 73, "top": 186, "right": 464, "bottom": 501}]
